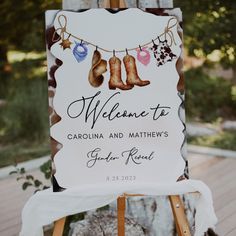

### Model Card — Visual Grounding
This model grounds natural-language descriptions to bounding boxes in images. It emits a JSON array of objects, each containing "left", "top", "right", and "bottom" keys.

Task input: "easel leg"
[
  {"left": 53, "top": 217, "right": 66, "bottom": 236},
  {"left": 110, "top": 0, "right": 120, "bottom": 8},
  {"left": 117, "top": 196, "right": 126, "bottom": 236},
  {"left": 169, "top": 195, "right": 191, "bottom": 236},
  {"left": 105, "top": 0, "right": 126, "bottom": 8},
  {"left": 119, "top": 0, "right": 127, "bottom": 7}
]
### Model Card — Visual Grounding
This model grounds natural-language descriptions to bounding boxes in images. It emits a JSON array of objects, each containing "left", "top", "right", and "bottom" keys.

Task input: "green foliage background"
[
  {"left": 185, "top": 68, "right": 235, "bottom": 122},
  {"left": 175, "top": 0, "right": 236, "bottom": 69},
  {"left": 0, "top": 0, "right": 61, "bottom": 166},
  {"left": 0, "top": 0, "right": 61, "bottom": 52}
]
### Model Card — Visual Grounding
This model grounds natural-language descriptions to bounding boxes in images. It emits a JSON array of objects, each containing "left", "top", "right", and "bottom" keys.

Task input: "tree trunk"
[
  {"left": 0, "top": 44, "right": 11, "bottom": 98},
  {"left": 0, "top": 44, "right": 11, "bottom": 72},
  {"left": 232, "top": 65, "right": 236, "bottom": 84},
  {"left": 0, "top": 44, "right": 8, "bottom": 64}
]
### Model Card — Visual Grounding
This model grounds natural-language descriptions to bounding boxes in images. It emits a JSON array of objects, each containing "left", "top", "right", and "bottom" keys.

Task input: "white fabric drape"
[{"left": 20, "top": 180, "right": 217, "bottom": 236}]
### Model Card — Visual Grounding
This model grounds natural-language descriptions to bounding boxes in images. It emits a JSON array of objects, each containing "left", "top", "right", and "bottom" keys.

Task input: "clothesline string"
[{"left": 52, "top": 14, "right": 178, "bottom": 53}]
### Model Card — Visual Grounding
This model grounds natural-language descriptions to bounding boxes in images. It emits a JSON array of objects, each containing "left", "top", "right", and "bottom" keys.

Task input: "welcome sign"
[{"left": 46, "top": 8, "right": 186, "bottom": 190}]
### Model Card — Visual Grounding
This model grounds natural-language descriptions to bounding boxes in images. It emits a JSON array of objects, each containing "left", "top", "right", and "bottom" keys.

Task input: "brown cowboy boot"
[
  {"left": 108, "top": 56, "right": 133, "bottom": 90},
  {"left": 123, "top": 54, "right": 150, "bottom": 87}
]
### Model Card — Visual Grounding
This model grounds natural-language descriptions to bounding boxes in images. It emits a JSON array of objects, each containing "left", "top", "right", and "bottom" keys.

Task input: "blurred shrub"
[
  {"left": 188, "top": 130, "right": 236, "bottom": 151},
  {"left": 175, "top": 0, "right": 236, "bottom": 70},
  {"left": 185, "top": 68, "right": 236, "bottom": 122},
  {"left": 2, "top": 58, "right": 49, "bottom": 142},
  {"left": 0, "top": 142, "right": 50, "bottom": 168}
]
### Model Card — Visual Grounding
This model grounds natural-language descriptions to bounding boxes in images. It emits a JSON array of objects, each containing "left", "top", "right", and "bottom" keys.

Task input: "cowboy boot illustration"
[
  {"left": 108, "top": 56, "right": 133, "bottom": 90},
  {"left": 123, "top": 54, "right": 150, "bottom": 87}
]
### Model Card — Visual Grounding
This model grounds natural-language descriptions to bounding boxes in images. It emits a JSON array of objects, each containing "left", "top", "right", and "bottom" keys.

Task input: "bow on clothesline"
[
  {"left": 52, "top": 14, "right": 69, "bottom": 42},
  {"left": 52, "top": 14, "right": 178, "bottom": 54},
  {"left": 164, "top": 18, "right": 177, "bottom": 47}
]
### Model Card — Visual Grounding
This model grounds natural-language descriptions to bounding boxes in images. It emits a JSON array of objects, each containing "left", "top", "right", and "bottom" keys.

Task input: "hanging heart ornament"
[
  {"left": 73, "top": 41, "right": 88, "bottom": 63},
  {"left": 136, "top": 47, "right": 150, "bottom": 66}
]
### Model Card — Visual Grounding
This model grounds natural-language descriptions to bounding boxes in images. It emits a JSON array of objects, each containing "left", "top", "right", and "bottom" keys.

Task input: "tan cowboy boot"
[
  {"left": 123, "top": 54, "right": 150, "bottom": 87},
  {"left": 109, "top": 56, "right": 133, "bottom": 90}
]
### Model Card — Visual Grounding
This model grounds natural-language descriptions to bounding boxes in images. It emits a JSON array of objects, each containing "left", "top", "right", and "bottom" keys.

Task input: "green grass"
[
  {"left": 188, "top": 130, "right": 236, "bottom": 151},
  {"left": 0, "top": 140, "right": 50, "bottom": 168}
]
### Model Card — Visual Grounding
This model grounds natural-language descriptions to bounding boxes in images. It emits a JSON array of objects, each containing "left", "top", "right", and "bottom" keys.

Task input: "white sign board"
[{"left": 46, "top": 9, "right": 185, "bottom": 190}]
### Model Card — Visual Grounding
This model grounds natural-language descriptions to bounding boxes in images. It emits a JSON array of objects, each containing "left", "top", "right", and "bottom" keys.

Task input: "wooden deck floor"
[
  {"left": 0, "top": 153, "right": 236, "bottom": 236},
  {"left": 190, "top": 154, "right": 236, "bottom": 236}
]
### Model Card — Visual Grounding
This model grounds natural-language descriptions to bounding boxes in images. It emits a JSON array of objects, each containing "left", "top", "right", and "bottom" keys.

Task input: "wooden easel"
[
  {"left": 53, "top": 194, "right": 190, "bottom": 236},
  {"left": 52, "top": 1, "right": 191, "bottom": 235}
]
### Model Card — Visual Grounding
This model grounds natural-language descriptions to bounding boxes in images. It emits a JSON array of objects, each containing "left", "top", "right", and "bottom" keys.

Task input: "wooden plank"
[
  {"left": 0, "top": 225, "right": 21, "bottom": 236},
  {"left": 0, "top": 217, "right": 21, "bottom": 233},
  {"left": 188, "top": 153, "right": 219, "bottom": 167},
  {"left": 189, "top": 154, "right": 221, "bottom": 172},
  {"left": 0, "top": 198, "right": 30, "bottom": 213},
  {"left": 0, "top": 191, "right": 32, "bottom": 206},
  {"left": 191, "top": 158, "right": 236, "bottom": 185},
  {"left": 0, "top": 215, "right": 23, "bottom": 233},
  {"left": 0, "top": 170, "right": 43, "bottom": 235},
  {"left": 191, "top": 157, "right": 235, "bottom": 179},
  {"left": 216, "top": 211, "right": 236, "bottom": 236},
  {"left": 214, "top": 187, "right": 236, "bottom": 211},
  {"left": 110, "top": 0, "right": 120, "bottom": 7},
  {"left": 119, "top": 0, "right": 127, "bottom": 7},
  {"left": 227, "top": 228, "right": 236, "bottom": 236},
  {"left": 169, "top": 195, "right": 191, "bottom": 236},
  {"left": 193, "top": 158, "right": 236, "bottom": 217},
  {"left": 52, "top": 218, "right": 66, "bottom": 236},
  {"left": 212, "top": 179, "right": 236, "bottom": 201},
  {"left": 216, "top": 198, "right": 236, "bottom": 221},
  {"left": 117, "top": 196, "right": 126, "bottom": 236},
  {"left": 0, "top": 210, "right": 21, "bottom": 223},
  {"left": 208, "top": 167, "right": 236, "bottom": 190}
]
